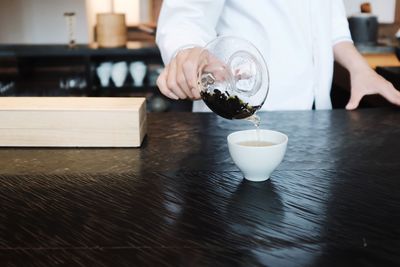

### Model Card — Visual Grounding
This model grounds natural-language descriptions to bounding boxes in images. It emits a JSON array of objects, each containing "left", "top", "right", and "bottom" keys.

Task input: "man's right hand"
[{"left": 157, "top": 47, "right": 203, "bottom": 100}]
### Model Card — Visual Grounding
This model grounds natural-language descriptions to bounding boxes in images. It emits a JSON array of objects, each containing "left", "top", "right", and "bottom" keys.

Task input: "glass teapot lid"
[{"left": 197, "top": 36, "right": 269, "bottom": 120}]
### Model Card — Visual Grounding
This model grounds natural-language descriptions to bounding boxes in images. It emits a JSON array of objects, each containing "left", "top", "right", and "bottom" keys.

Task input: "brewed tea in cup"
[{"left": 227, "top": 129, "right": 288, "bottom": 182}]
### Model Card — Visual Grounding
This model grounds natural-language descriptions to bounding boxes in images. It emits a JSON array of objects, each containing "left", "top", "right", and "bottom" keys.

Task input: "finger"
[
  {"left": 182, "top": 50, "right": 201, "bottom": 99},
  {"left": 176, "top": 52, "right": 195, "bottom": 99},
  {"left": 191, "top": 87, "right": 201, "bottom": 99},
  {"left": 176, "top": 62, "right": 193, "bottom": 99},
  {"left": 379, "top": 82, "right": 400, "bottom": 106},
  {"left": 346, "top": 90, "right": 363, "bottom": 110},
  {"left": 167, "top": 59, "right": 186, "bottom": 99},
  {"left": 157, "top": 67, "right": 179, "bottom": 100}
]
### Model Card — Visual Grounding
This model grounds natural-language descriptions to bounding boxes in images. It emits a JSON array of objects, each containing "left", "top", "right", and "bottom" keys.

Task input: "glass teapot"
[{"left": 197, "top": 36, "right": 269, "bottom": 120}]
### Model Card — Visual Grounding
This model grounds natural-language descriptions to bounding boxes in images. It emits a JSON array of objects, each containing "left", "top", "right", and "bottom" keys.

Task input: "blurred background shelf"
[
  {"left": 0, "top": 42, "right": 193, "bottom": 112},
  {"left": 0, "top": 42, "right": 160, "bottom": 58}
]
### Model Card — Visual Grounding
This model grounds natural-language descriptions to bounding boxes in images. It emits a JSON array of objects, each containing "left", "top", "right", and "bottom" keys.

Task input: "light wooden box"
[{"left": 0, "top": 97, "right": 147, "bottom": 147}]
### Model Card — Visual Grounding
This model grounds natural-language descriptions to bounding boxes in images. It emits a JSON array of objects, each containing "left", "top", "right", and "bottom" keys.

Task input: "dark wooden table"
[{"left": 1, "top": 109, "right": 400, "bottom": 266}]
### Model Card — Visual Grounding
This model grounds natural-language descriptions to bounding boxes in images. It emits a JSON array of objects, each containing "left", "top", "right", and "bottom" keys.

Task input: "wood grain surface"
[{"left": 0, "top": 97, "right": 146, "bottom": 147}]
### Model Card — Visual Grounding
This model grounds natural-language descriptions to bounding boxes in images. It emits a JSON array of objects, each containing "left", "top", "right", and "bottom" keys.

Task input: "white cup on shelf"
[
  {"left": 96, "top": 62, "right": 113, "bottom": 87},
  {"left": 111, "top": 61, "right": 128, "bottom": 87},
  {"left": 129, "top": 61, "right": 147, "bottom": 87}
]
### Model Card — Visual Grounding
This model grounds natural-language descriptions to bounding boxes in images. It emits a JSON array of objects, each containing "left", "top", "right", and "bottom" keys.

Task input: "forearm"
[{"left": 333, "top": 41, "right": 372, "bottom": 74}]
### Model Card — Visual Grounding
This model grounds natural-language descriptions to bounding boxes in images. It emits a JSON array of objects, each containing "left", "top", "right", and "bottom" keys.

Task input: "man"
[{"left": 156, "top": 0, "right": 400, "bottom": 111}]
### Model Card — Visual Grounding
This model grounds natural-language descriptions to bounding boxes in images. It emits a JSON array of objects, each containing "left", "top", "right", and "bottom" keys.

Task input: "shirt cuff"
[{"left": 332, "top": 37, "right": 353, "bottom": 46}]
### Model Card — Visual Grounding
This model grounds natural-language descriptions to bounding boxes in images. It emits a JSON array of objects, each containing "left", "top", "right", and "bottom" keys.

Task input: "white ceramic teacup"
[
  {"left": 227, "top": 129, "right": 288, "bottom": 182},
  {"left": 96, "top": 62, "right": 113, "bottom": 87},
  {"left": 129, "top": 61, "right": 147, "bottom": 87},
  {"left": 111, "top": 61, "right": 128, "bottom": 87}
]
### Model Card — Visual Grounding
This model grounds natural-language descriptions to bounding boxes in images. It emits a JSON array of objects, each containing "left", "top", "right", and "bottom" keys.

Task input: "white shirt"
[{"left": 156, "top": 0, "right": 352, "bottom": 111}]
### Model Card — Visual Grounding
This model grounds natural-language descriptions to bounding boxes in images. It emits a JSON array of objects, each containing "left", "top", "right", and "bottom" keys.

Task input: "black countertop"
[{"left": 1, "top": 109, "right": 400, "bottom": 266}]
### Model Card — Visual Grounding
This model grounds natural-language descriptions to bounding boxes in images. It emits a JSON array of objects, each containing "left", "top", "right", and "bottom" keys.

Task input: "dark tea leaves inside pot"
[{"left": 201, "top": 89, "right": 260, "bottom": 120}]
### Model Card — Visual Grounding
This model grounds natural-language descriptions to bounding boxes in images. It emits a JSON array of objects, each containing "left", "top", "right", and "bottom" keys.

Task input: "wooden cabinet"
[{"left": 363, "top": 53, "right": 400, "bottom": 69}]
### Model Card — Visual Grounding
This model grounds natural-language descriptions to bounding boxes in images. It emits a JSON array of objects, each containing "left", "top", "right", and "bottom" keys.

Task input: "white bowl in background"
[
  {"left": 130, "top": 61, "right": 147, "bottom": 87},
  {"left": 111, "top": 61, "right": 128, "bottom": 87},
  {"left": 96, "top": 62, "right": 113, "bottom": 87}
]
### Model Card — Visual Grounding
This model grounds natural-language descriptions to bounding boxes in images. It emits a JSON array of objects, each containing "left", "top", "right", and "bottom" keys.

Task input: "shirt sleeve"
[
  {"left": 155, "top": 0, "right": 226, "bottom": 64},
  {"left": 331, "top": 0, "right": 353, "bottom": 45}
]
